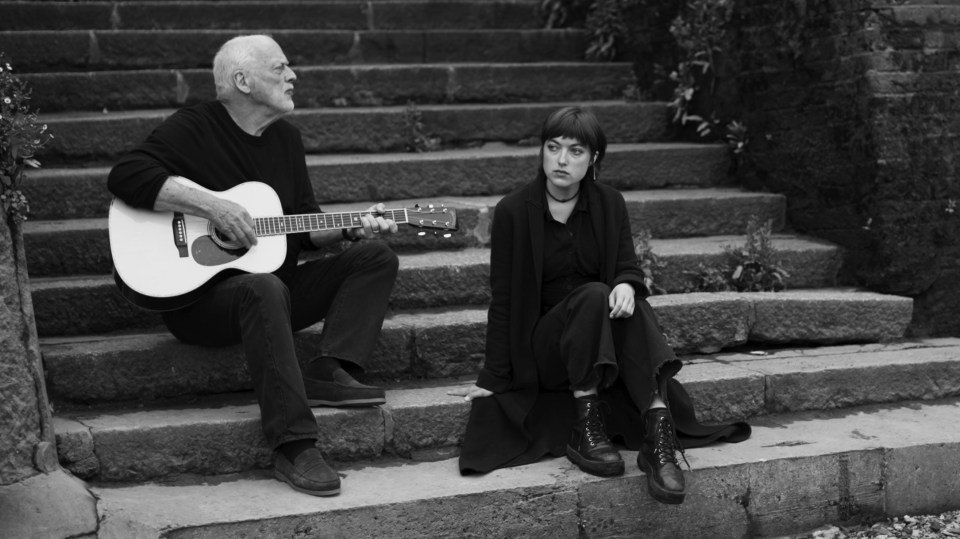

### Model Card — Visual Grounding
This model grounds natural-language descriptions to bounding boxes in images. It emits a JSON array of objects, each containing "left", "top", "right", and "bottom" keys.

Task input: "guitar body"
[
  {"left": 109, "top": 178, "right": 457, "bottom": 312},
  {"left": 109, "top": 181, "right": 287, "bottom": 311}
]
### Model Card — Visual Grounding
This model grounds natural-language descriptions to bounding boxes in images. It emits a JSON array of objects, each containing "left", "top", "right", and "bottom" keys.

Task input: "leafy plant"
[
  {"left": 584, "top": 0, "right": 636, "bottom": 61},
  {"left": 403, "top": 101, "right": 440, "bottom": 153},
  {"left": 541, "top": 0, "right": 592, "bottom": 29},
  {"left": 633, "top": 229, "right": 667, "bottom": 295},
  {"left": 683, "top": 215, "right": 790, "bottom": 292},
  {"left": 1, "top": 53, "right": 52, "bottom": 224},
  {"left": 667, "top": 0, "right": 733, "bottom": 135},
  {"left": 682, "top": 262, "right": 731, "bottom": 292}
]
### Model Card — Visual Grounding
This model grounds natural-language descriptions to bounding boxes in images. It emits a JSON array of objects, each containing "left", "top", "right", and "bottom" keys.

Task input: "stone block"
[
  {"left": 406, "top": 309, "right": 487, "bottom": 378},
  {"left": 31, "top": 277, "right": 161, "bottom": 337},
  {"left": 316, "top": 408, "right": 385, "bottom": 463},
  {"left": 44, "top": 334, "right": 249, "bottom": 403},
  {"left": 44, "top": 110, "right": 170, "bottom": 162},
  {"left": 423, "top": 29, "right": 586, "bottom": 63},
  {"left": 884, "top": 442, "right": 960, "bottom": 516},
  {"left": 92, "top": 409, "right": 272, "bottom": 482},
  {"left": 372, "top": 3, "right": 540, "bottom": 30},
  {"left": 391, "top": 258, "right": 490, "bottom": 309},
  {"left": 750, "top": 291, "right": 913, "bottom": 344},
  {"left": 677, "top": 360, "right": 765, "bottom": 424},
  {"left": 0, "top": 470, "right": 98, "bottom": 539},
  {"left": 627, "top": 190, "right": 786, "bottom": 238},
  {"left": 649, "top": 293, "right": 754, "bottom": 353},
  {"left": 578, "top": 465, "right": 751, "bottom": 539},
  {"left": 115, "top": 3, "right": 366, "bottom": 31},
  {"left": 20, "top": 168, "right": 109, "bottom": 221},
  {"left": 53, "top": 418, "right": 99, "bottom": 479},
  {"left": 0, "top": 31, "right": 91, "bottom": 72},
  {"left": 761, "top": 347, "right": 960, "bottom": 413},
  {"left": 385, "top": 387, "right": 471, "bottom": 457},
  {"left": 451, "top": 63, "right": 632, "bottom": 103}
]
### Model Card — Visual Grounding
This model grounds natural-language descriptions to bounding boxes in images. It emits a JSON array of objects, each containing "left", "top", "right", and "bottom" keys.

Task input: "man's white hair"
[{"left": 212, "top": 34, "right": 275, "bottom": 101}]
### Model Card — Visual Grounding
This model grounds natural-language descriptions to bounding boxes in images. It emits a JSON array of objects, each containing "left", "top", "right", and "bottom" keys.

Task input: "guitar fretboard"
[{"left": 254, "top": 209, "right": 409, "bottom": 236}]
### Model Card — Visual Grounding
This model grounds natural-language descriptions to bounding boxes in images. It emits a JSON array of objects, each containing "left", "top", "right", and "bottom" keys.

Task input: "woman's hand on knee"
[
  {"left": 448, "top": 383, "right": 494, "bottom": 401},
  {"left": 608, "top": 283, "right": 635, "bottom": 318}
]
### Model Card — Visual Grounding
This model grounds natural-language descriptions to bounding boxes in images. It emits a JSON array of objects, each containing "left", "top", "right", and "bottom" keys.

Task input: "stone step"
[
  {"left": 0, "top": 1, "right": 541, "bottom": 32},
  {"left": 53, "top": 339, "right": 954, "bottom": 484},
  {"left": 43, "top": 289, "right": 911, "bottom": 406},
  {"left": 38, "top": 100, "right": 666, "bottom": 164},
  {"left": 23, "top": 187, "right": 786, "bottom": 277},
  {"left": 26, "top": 187, "right": 789, "bottom": 335},
  {"left": 84, "top": 394, "right": 960, "bottom": 538},
  {"left": 21, "top": 142, "right": 729, "bottom": 221},
  {"left": 1, "top": 28, "right": 587, "bottom": 73},
  {"left": 21, "top": 62, "right": 634, "bottom": 112}
]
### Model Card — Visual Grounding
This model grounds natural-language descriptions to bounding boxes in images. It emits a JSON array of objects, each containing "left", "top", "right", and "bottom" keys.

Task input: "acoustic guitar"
[{"left": 108, "top": 178, "right": 458, "bottom": 311}]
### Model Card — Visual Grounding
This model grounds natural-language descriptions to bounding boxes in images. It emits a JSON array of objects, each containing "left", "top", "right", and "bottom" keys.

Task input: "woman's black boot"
[
  {"left": 566, "top": 394, "right": 624, "bottom": 477},
  {"left": 638, "top": 407, "right": 686, "bottom": 504}
]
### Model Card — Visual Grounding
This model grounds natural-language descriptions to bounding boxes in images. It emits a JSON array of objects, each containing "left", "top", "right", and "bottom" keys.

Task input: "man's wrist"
[{"left": 342, "top": 228, "right": 361, "bottom": 242}]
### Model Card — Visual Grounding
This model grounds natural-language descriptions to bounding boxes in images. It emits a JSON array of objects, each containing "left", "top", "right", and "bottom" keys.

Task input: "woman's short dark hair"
[{"left": 537, "top": 106, "right": 607, "bottom": 181}]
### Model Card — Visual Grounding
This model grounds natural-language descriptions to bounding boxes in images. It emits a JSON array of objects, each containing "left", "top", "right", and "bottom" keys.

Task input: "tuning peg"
[
  {"left": 443, "top": 233, "right": 452, "bottom": 238},
  {"left": 418, "top": 231, "right": 426, "bottom": 236}
]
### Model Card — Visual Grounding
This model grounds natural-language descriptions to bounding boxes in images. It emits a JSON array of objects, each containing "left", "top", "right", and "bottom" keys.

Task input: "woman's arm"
[{"left": 474, "top": 200, "right": 516, "bottom": 393}]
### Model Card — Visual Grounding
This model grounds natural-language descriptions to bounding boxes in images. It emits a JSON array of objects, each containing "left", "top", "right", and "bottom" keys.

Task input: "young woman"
[{"left": 450, "top": 106, "right": 750, "bottom": 504}]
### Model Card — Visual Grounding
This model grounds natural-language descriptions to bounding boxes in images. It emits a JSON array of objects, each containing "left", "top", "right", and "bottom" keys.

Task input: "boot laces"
[
  {"left": 653, "top": 413, "right": 690, "bottom": 469},
  {"left": 583, "top": 400, "right": 607, "bottom": 446}
]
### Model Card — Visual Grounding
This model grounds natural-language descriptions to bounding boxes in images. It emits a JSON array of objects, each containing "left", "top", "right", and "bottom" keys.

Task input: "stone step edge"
[
  {"left": 52, "top": 338, "right": 957, "bottom": 483},
  {"left": 38, "top": 287, "right": 910, "bottom": 368},
  {"left": 26, "top": 141, "right": 718, "bottom": 174},
  {"left": 21, "top": 141, "right": 732, "bottom": 219},
  {"left": 25, "top": 185, "right": 786, "bottom": 233},
  {"left": 22, "top": 61, "right": 635, "bottom": 112},
  {"left": 37, "top": 99, "right": 649, "bottom": 122},
  {"left": 26, "top": 233, "right": 839, "bottom": 290},
  {"left": 39, "top": 101, "right": 670, "bottom": 161},
  {"left": 88, "top": 395, "right": 960, "bottom": 538},
  {"left": 2, "top": 1, "right": 544, "bottom": 32}
]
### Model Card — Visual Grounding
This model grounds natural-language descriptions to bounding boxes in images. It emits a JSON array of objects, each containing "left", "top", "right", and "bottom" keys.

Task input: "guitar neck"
[{"left": 254, "top": 209, "right": 409, "bottom": 237}]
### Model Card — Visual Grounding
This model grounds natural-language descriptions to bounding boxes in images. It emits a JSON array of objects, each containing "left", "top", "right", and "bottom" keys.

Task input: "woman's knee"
[{"left": 573, "top": 282, "right": 611, "bottom": 303}]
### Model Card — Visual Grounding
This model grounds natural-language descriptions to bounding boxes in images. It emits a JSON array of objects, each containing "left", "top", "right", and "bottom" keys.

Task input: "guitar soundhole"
[
  {"left": 209, "top": 223, "right": 243, "bottom": 251},
  {"left": 191, "top": 236, "right": 247, "bottom": 266}
]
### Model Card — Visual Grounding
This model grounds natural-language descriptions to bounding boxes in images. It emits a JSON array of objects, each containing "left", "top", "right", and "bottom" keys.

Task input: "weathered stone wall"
[
  {"left": 722, "top": 0, "right": 960, "bottom": 337},
  {"left": 0, "top": 218, "right": 51, "bottom": 485}
]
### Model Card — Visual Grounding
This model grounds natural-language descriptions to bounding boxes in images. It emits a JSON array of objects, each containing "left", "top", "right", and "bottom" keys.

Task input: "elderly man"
[{"left": 108, "top": 34, "right": 400, "bottom": 496}]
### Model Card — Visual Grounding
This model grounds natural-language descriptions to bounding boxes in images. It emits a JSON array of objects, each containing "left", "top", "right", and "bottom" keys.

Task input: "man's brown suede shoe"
[
  {"left": 304, "top": 368, "right": 386, "bottom": 407},
  {"left": 274, "top": 447, "right": 341, "bottom": 496}
]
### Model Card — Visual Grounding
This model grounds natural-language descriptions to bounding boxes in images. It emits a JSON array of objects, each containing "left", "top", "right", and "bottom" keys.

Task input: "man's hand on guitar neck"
[
  {"left": 310, "top": 203, "right": 399, "bottom": 247},
  {"left": 154, "top": 176, "right": 258, "bottom": 248}
]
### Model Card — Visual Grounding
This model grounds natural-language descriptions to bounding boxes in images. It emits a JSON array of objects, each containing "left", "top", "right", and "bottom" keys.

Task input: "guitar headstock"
[{"left": 406, "top": 204, "right": 458, "bottom": 237}]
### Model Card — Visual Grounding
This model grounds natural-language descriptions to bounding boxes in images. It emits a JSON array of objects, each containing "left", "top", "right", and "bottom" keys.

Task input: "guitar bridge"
[{"left": 172, "top": 212, "right": 188, "bottom": 258}]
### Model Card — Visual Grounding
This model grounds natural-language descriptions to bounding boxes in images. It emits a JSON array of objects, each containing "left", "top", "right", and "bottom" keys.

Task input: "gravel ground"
[{"left": 786, "top": 511, "right": 960, "bottom": 538}]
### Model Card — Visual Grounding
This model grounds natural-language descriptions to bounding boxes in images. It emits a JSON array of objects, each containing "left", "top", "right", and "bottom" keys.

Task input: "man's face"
[{"left": 246, "top": 40, "right": 297, "bottom": 116}]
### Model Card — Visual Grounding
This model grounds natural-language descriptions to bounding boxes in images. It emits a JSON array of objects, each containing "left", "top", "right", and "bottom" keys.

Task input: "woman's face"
[{"left": 542, "top": 136, "right": 592, "bottom": 189}]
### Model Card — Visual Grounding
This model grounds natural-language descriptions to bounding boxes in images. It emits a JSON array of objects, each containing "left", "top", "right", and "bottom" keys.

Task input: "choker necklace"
[{"left": 546, "top": 185, "right": 580, "bottom": 203}]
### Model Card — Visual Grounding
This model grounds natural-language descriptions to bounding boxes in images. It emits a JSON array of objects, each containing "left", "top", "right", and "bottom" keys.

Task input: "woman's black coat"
[{"left": 458, "top": 178, "right": 750, "bottom": 474}]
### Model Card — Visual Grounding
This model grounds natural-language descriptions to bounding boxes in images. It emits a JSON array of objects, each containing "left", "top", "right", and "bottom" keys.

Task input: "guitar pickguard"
[{"left": 190, "top": 235, "right": 248, "bottom": 266}]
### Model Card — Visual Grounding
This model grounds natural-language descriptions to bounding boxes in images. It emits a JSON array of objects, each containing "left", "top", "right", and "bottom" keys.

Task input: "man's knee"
[
  {"left": 352, "top": 241, "right": 399, "bottom": 276},
  {"left": 237, "top": 273, "right": 290, "bottom": 305}
]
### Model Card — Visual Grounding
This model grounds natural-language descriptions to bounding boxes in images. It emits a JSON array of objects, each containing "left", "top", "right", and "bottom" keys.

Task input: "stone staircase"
[{"left": 4, "top": 1, "right": 960, "bottom": 537}]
